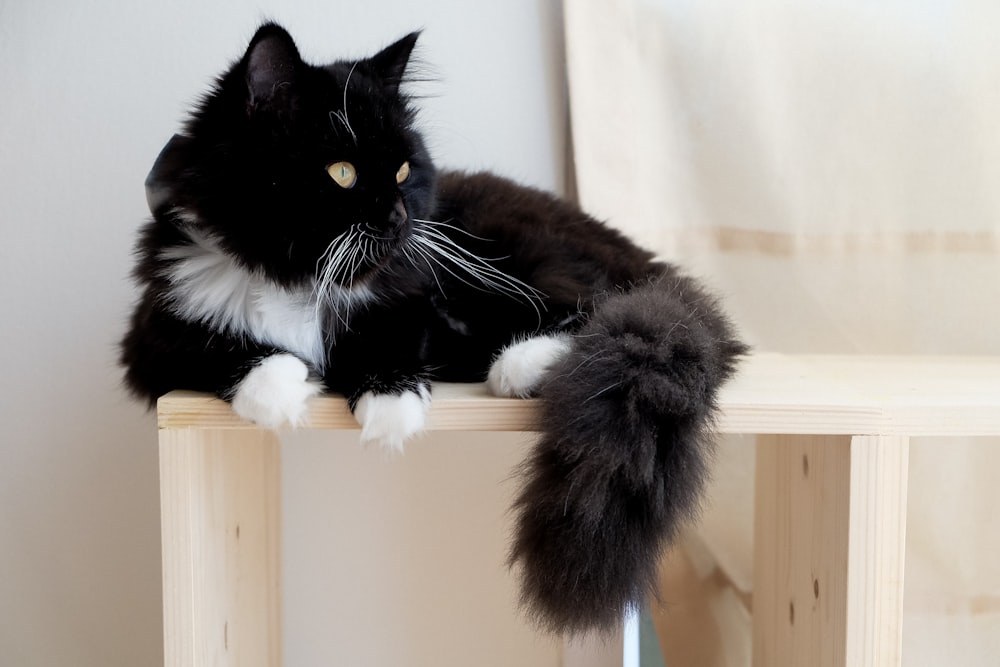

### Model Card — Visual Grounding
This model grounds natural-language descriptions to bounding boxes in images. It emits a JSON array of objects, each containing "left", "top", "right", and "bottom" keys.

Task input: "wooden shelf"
[
  {"left": 158, "top": 353, "right": 1000, "bottom": 436},
  {"left": 154, "top": 353, "right": 1000, "bottom": 667}
]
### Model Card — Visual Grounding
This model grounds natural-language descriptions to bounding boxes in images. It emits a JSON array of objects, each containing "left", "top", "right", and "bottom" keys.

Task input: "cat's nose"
[{"left": 387, "top": 197, "right": 408, "bottom": 232}]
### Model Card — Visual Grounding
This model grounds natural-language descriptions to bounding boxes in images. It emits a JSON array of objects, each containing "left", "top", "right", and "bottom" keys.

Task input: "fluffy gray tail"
[{"left": 509, "top": 272, "right": 747, "bottom": 635}]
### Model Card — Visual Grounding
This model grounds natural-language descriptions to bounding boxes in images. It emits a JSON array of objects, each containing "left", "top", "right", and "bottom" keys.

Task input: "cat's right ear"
[
  {"left": 368, "top": 31, "right": 421, "bottom": 94},
  {"left": 244, "top": 23, "right": 302, "bottom": 113}
]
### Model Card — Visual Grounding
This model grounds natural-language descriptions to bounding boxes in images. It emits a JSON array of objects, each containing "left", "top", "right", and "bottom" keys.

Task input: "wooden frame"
[
  {"left": 753, "top": 434, "right": 909, "bottom": 666},
  {"left": 155, "top": 354, "right": 1000, "bottom": 666}
]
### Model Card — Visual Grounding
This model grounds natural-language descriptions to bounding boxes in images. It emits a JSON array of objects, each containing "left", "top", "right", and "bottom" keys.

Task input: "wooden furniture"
[{"left": 156, "top": 354, "right": 1000, "bottom": 667}]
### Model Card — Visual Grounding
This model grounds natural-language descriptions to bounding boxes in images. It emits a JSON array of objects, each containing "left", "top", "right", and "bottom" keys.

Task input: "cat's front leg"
[
  {"left": 349, "top": 377, "right": 432, "bottom": 454},
  {"left": 122, "top": 305, "right": 324, "bottom": 428},
  {"left": 230, "top": 353, "right": 324, "bottom": 428},
  {"left": 326, "top": 301, "right": 435, "bottom": 454}
]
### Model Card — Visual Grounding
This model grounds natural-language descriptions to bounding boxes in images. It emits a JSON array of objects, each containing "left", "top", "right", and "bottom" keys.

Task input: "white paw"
[
  {"left": 486, "top": 334, "right": 571, "bottom": 398},
  {"left": 353, "top": 386, "right": 431, "bottom": 455},
  {"left": 231, "top": 354, "right": 323, "bottom": 428}
]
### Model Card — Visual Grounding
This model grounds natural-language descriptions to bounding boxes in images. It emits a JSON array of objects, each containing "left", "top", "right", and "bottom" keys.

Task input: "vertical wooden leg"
[
  {"left": 753, "top": 435, "right": 909, "bottom": 667},
  {"left": 842, "top": 435, "right": 909, "bottom": 666},
  {"left": 159, "top": 428, "right": 282, "bottom": 667}
]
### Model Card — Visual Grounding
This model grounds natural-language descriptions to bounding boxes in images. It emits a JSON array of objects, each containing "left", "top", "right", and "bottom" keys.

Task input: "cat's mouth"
[
  {"left": 365, "top": 229, "right": 412, "bottom": 275},
  {"left": 314, "top": 220, "right": 412, "bottom": 290}
]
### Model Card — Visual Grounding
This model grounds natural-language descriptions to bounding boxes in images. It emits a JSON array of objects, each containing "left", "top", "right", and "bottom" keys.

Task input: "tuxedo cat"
[{"left": 121, "top": 23, "right": 747, "bottom": 635}]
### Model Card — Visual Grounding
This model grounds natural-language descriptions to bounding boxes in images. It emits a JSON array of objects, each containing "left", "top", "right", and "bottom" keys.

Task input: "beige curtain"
[{"left": 564, "top": 1, "right": 1000, "bottom": 664}]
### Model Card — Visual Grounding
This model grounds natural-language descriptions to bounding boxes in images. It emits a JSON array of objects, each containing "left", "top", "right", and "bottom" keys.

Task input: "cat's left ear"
[{"left": 368, "top": 32, "right": 420, "bottom": 94}]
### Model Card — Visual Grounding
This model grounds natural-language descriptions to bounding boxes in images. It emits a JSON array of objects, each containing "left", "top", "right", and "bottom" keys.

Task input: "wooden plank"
[
  {"left": 721, "top": 355, "right": 1000, "bottom": 436},
  {"left": 157, "top": 355, "right": 1000, "bottom": 436},
  {"left": 753, "top": 435, "right": 851, "bottom": 667},
  {"left": 844, "top": 435, "right": 909, "bottom": 666},
  {"left": 159, "top": 428, "right": 282, "bottom": 667},
  {"left": 752, "top": 434, "right": 909, "bottom": 667},
  {"left": 157, "top": 383, "right": 538, "bottom": 432}
]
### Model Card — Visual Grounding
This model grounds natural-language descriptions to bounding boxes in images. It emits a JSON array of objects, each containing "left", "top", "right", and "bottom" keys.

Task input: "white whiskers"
[
  {"left": 313, "top": 218, "right": 547, "bottom": 334},
  {"left": 313, "top": 224, "right": 374, "bottom": 333},
  {"left": 330, "top": 61, "right": 359, "bottom": 143},
  {"left": 404, "top": 219, "right": 547, "bottom": 320}
]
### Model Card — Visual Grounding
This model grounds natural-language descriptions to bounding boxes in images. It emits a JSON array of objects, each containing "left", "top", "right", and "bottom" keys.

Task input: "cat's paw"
[
  {"left": 353, "top": 386, "right": 431, "bottom": 455},
  {"left": 486, "top": 334, "right": 572, "bottom": 398},
  {"left": 231, "top": 353, "right": 323, "bottom": 428}
]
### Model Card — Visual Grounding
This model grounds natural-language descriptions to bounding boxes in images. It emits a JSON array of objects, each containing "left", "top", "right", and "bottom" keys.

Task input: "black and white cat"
[{"left": 121, "top": 23, "right": 747, "bottom": 635}]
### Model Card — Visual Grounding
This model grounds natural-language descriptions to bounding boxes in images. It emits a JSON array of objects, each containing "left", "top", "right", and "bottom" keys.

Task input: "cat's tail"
[{"left": 509, "top": 270, "right": 748, "bottom": 635}]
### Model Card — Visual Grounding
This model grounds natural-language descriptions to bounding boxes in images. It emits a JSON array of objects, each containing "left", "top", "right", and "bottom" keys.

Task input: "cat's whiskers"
[
  {"left": 344, "top": 235, "right": 368, "bottom": 321},
  {"left": 410, "top": 235, "right": 519, "bottom": 300},
  {"left": 316, "top": 233, "right": 350, "bottom": 289},
  {"left": 416, "top": 218, "right": 496, "bottom": 244},
  {"left": 339, "top": 232, "right": 367, "bottom": 328},
  {"left": 316, "top": 217, "right": 546, "bottom": 331},
  {"left": 413, "top": 226, "right": 544, "bottom": 300},
  {"left": 329, "top": 61, "right": 360, "bottom": 144},
  {"left": 318, "top": 223, "right": 392, "bottom": 286},
  {"left": 403, "top": 222, "right": 547, "bottom": 322},
  {"left": 315, "top": 226, "right": 363, "bottom": 331},
  {"left": 415, "top": 224, "right": 513, "bottom": 263}
]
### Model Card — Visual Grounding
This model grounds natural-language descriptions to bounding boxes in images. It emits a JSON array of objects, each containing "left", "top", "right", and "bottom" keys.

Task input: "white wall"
[{"left": 0, "top": 2, "right": 566, "bottom": 665}]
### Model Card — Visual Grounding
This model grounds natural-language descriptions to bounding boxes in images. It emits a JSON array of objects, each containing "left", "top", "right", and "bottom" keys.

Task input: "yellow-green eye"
[
  {"left": 396, "top": 161, "right": 411, "bottom": 184},
  {"left": 327, "top": 161, "right": 357, "bottom": 189}
]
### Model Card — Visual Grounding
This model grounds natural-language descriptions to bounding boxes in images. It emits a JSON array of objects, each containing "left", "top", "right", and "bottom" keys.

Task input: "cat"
[{"left": 121, "top": 22, "right": 748, "bottom": 635}]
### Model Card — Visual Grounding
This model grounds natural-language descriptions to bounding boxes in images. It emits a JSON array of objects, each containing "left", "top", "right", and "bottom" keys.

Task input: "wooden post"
[
  {"left": 159, "top": 428, "right": 282, "bottom": 667},
  {"left": 752, "top": 434, "right": 909, "bottom": 667}
]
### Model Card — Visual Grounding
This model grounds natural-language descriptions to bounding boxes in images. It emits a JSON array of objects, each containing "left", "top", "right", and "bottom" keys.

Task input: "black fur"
[
  {"left": 511, "top": 276, "right": 746, "bottom": 633},
  {"left": 120, "top": 23, "right": 748, "bottom": 635}
]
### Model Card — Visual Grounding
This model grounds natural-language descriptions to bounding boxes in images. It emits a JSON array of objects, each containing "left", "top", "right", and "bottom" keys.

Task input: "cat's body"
[{"left": 121, "top": 24, "right": 747, "bottom": 634}]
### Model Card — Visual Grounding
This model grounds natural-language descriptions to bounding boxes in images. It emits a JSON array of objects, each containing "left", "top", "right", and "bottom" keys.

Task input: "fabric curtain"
[{"left": 563, "top": 1, "right": 1000, "bottom": 664}]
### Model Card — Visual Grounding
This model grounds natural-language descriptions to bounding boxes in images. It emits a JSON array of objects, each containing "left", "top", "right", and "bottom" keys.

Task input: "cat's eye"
[
  {"left": 396, "top": 161, "right": 411, "bottom": 185},
  {"left": 327, "top": 161, "right": 357, "bottom": 189}
]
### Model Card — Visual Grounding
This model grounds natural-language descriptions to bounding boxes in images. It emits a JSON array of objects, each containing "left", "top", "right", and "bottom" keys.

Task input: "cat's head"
[{"left": 163, "top": 23, "right": 435, "bottom": 287}]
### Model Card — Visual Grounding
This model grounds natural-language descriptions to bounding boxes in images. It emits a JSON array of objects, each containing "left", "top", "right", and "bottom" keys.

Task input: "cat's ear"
[
  {"left": 244, "top": 23, "right": 302, "bottom": 111},
  {"left": 368, "top": 32, "right": 420, "bottom": 94}
]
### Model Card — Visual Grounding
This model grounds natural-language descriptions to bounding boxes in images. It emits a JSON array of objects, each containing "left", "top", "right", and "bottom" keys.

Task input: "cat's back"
[{"left": 432, "top": 170, "right": 663, "bottom": 294}]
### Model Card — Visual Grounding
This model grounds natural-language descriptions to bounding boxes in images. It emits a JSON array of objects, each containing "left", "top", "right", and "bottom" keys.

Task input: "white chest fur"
[{"left": 160, "top": 228, "right": 368, "bottom": 372}]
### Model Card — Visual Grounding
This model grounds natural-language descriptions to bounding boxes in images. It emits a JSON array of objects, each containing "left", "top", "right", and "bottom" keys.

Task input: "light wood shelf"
[
  {"left": 159, "top": 353, "right": 1000, "bottom": 436},
  {"left": 155, "top": 353, "right": 1000, "bottom": 667}
]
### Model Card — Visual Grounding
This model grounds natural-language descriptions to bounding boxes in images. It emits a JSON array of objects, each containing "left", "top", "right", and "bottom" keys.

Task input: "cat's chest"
[{"left": 160, "top": 232, "right": 366, "bottom": 371}]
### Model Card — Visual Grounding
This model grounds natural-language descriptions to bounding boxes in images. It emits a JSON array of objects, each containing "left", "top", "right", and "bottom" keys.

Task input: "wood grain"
[
  {"left": 160, "top": 429, "right": 282, "bottom": 667},
  {"left": 752, "top": 434, "right": 909, "bottom": 667}
]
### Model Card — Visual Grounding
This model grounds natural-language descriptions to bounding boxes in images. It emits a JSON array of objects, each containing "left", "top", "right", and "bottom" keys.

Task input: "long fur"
[
  {"left": 511, "top": 275, "right": 746, "bottom": 634},
  {"left": 120, "top": 23, "right": 748, "bottom": 637}
]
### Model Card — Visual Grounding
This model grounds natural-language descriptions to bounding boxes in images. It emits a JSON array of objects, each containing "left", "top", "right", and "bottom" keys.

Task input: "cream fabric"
[{"left": 564, "top": 1, "right": 1000, "bottom": 664}]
